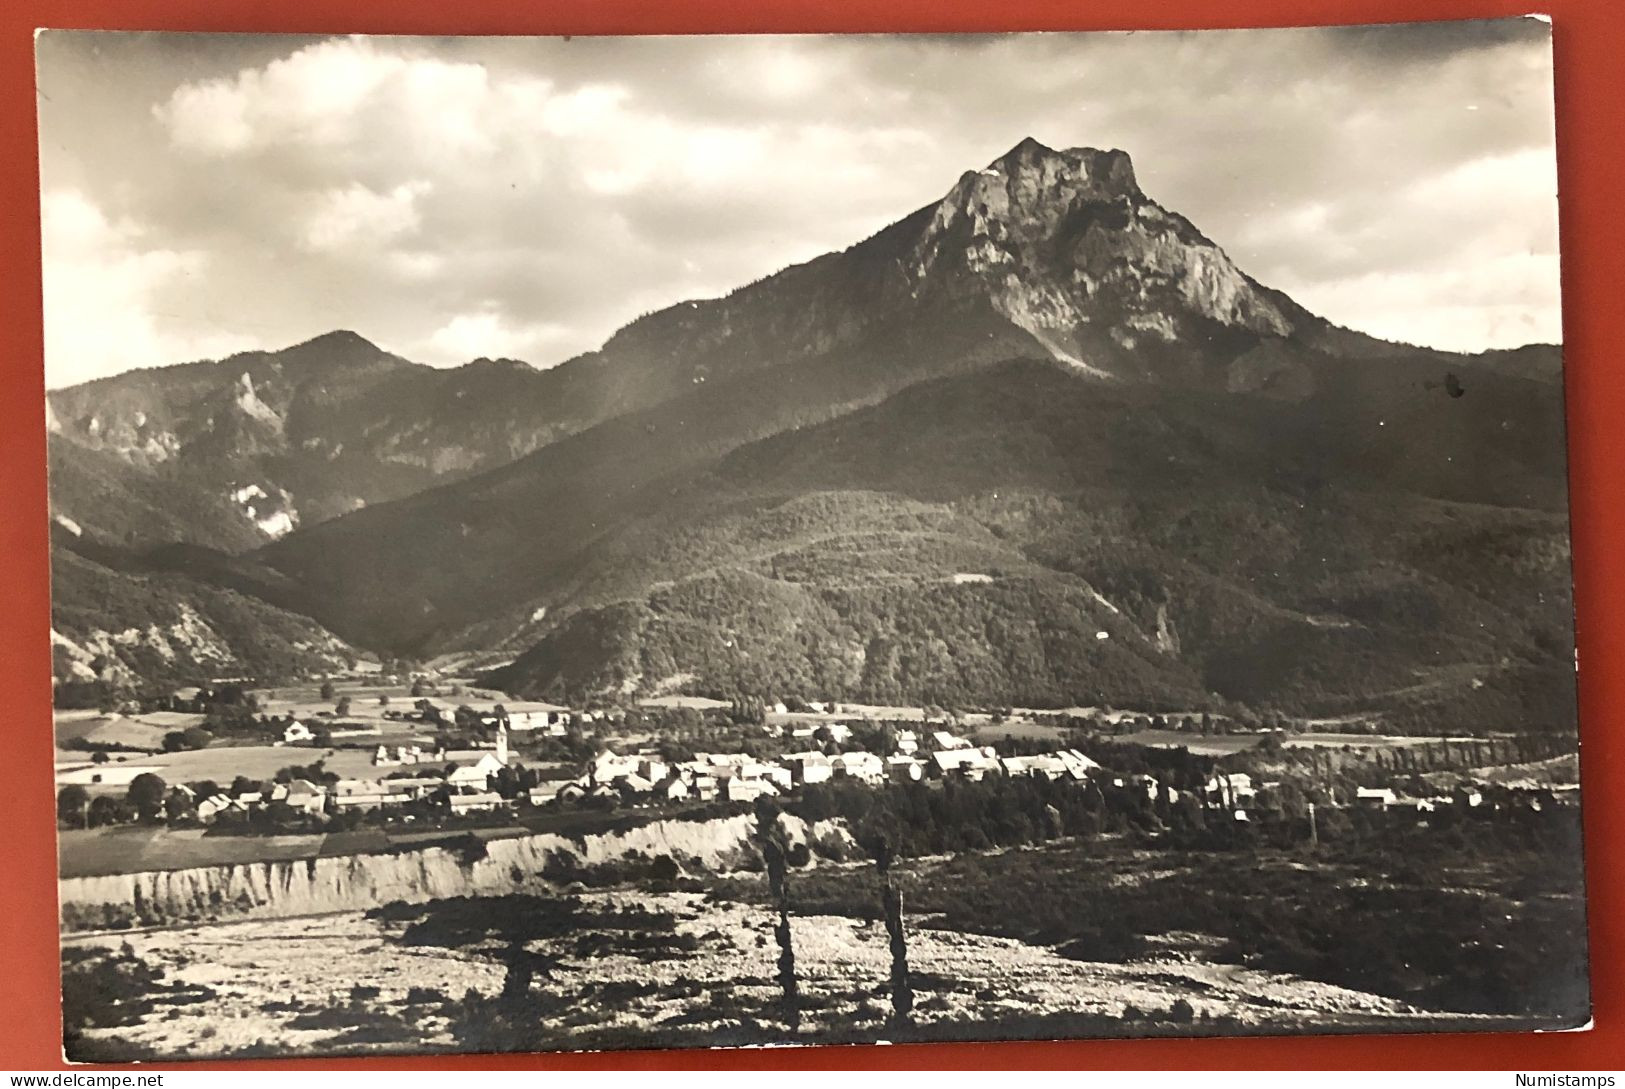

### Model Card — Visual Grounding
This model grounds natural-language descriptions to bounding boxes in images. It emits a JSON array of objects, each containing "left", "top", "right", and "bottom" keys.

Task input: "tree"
[
  {"left": 126, "top": 773, "right": 167, "bottom": 821},
  {"left": 165, "top": 726, "right": 213, "bottom": 752},
  {"left": 164, "top": 788, "right": 194, "bottom": 824},
  {"left": 857, "top": 822, "right": 912, "bottom": 1025},
  {"left": 378, "top": 694, "right": 391, "bottom": 707},
  {"left": 319, "top": 680, "right": 336, "bottom": 701},
  {"left": 57, "top": 785, "right": 90, "bottom": 829},
  {"left": 87, "top": 795, "right": 121, "bottom": 828},
  {"left": 335, "top": 696, "right": 352, "bottom": 717},
  {"left": 752, "top": 797, "right": 799, "bottom": 1033}
]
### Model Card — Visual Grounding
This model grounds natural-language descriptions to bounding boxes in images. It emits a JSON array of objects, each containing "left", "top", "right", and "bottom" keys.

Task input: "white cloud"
[
  {"left": 1292, "top": 252, "right": 1562, "bottom": 350},
  {"left": 41, "top": 191, "right": 254, "bottom": 388},
  {"left": 300, "top": 180, "right": 431, "bottom": 253},
  {"left": 425, "top": 308, "right": 573, "bottom": 363},
  {"left": 155, "top": 36, "right": 530, "bottom": 165},
  {"left": 40, "top": 26, "right": 1562, "bottom": 388}
]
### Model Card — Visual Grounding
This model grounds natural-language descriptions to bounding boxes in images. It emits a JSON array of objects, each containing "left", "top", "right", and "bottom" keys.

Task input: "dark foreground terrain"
[{"left": 62, "top": 812, "right": 1587, "bottom": 1060}]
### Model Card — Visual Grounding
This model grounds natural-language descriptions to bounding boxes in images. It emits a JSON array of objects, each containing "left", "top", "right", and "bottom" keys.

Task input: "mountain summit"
[
  {"left": 907, "top": 138, "right": 1298, "bottom": 372},
  {"left": 47, "top": 141, "right": 1573, "bottom": 731}
]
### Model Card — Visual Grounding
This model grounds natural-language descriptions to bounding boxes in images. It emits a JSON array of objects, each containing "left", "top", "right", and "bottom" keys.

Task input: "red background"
[{"left": 2, "top": 0, "right": 1620, "bottom": 1071}]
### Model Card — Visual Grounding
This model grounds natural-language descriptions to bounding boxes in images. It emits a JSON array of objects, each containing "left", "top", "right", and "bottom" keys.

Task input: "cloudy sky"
[{"left": 36, "top": 21, "right": 1560, "bottom": 389}]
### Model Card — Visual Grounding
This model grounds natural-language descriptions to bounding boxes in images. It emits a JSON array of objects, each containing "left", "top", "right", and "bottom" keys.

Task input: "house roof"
[{"left": 450, "top": 791, "right": 503, "bottom": 806}]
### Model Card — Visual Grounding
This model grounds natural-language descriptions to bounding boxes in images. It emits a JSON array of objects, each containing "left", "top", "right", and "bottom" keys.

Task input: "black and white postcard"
[{"left": 39, "top": 21, "right": 1588, "bottom": 1060}]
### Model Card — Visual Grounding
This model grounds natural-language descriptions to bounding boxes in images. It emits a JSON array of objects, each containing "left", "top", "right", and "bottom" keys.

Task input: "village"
[{"left": 53, "top": 673, "right": 1579, "bottom": 860}]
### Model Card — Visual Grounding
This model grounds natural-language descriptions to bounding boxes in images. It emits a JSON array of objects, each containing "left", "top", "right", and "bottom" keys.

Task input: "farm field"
[
  {"left": 970, "top": 720, "right": 1073, "bottom": 743},
  {"left": 1112, "top": 729, "right": 1447, "bottom": 756},
  {"left": 59, "top": 827, "right": 326, "bottom": 879},
  {"left": 56, "top": 795, "right": 731, "bottom": 878},
  {"left": 54, "top": 744, "right": 413, "bottom": 791},
  {"left": 54, "top": 714, "right": 177, "bottom": 754}
]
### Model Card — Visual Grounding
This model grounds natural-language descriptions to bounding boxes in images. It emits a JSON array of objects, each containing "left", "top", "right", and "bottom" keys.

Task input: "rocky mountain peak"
[
  {"left": 989, "top": 137, "right": 1139, "bottom": 198},
  {"left": 924, "top": 140, "right": 1142, "bottom": 255},
  {"left": 902, "top": 138, "right": 1294, "bottom": 372}
]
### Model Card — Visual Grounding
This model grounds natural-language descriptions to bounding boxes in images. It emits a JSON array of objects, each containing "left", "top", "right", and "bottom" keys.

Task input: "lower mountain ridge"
[
  {"left": 50, "top": 541, "right": 359, "bottom": 698},
  {"left": 468, "top": 359, "right": 1574, "bottom": 731}
]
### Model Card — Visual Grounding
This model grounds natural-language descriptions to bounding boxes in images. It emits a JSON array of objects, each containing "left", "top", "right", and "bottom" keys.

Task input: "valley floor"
[{"left": 62, "top": 889, "right": 1516, "bottom": 1061}]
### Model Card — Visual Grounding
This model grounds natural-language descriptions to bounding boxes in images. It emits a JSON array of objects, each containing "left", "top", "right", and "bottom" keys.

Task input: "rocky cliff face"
[
  {"left": 59, "top": 813, "right": 847, "bottom": 932},
  {"left": 908, "top": 139, "right": 1295, "bottom": 371}
]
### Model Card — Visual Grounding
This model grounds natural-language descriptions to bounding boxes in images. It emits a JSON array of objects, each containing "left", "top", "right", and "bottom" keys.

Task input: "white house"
[
  {"left": 330, "top": 780, "right": 399, "bottom": 810},
  {"left": 654, "top": 776, "right": 690, "bottom": 802},
  {"left": 448, "top": 751, "right": 506, "bottom": 790},
  {"left": 383, "top": 777, "right": 444, "bottom": 801},
  {"left": 700, "top": 752, "right": 753, "bottom": 769},
  {"left": 196, "top": 793, "right": 235, "bottom": 822},
  {"left": 281, "top": 779, "right": 328, "bottom": 816},
  {"left": 1356, "top": 786, "right": 1399, "bottom": 809},
  {"left": 449, "top": 791, "right": 505, "bottom": 814},
  {"left": 507, "top": 708, "right": 566, "bottom": 735},
  {"left": 833, "top": 751, "right": 885, "bottom": 784},
  {"left": 1058, "top": 749, "right": 1104, "bottom": 779},
  {"left": 283, "top": 721, "right": 314, "bottom": 744},
  {"left": 592, "top": 748, "right": 642, "bottom": 784},
  {"left": 724, "top": 778, "right": 779, "bottom": 803},
  {"left": 1001, "top": 754, "right": 1068, "bottom": 780},
  {"left": 619, "top": 773, "right": 655, "bottom": 796},
  {"left": 930, "top": 749, "right": 999, "bottom": 781},
  {"left": 752, "top": 764, "right": 795, "bottom": 790},
  {"left": 783, "top": 752, "right": 833, "bottom": 786}
]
